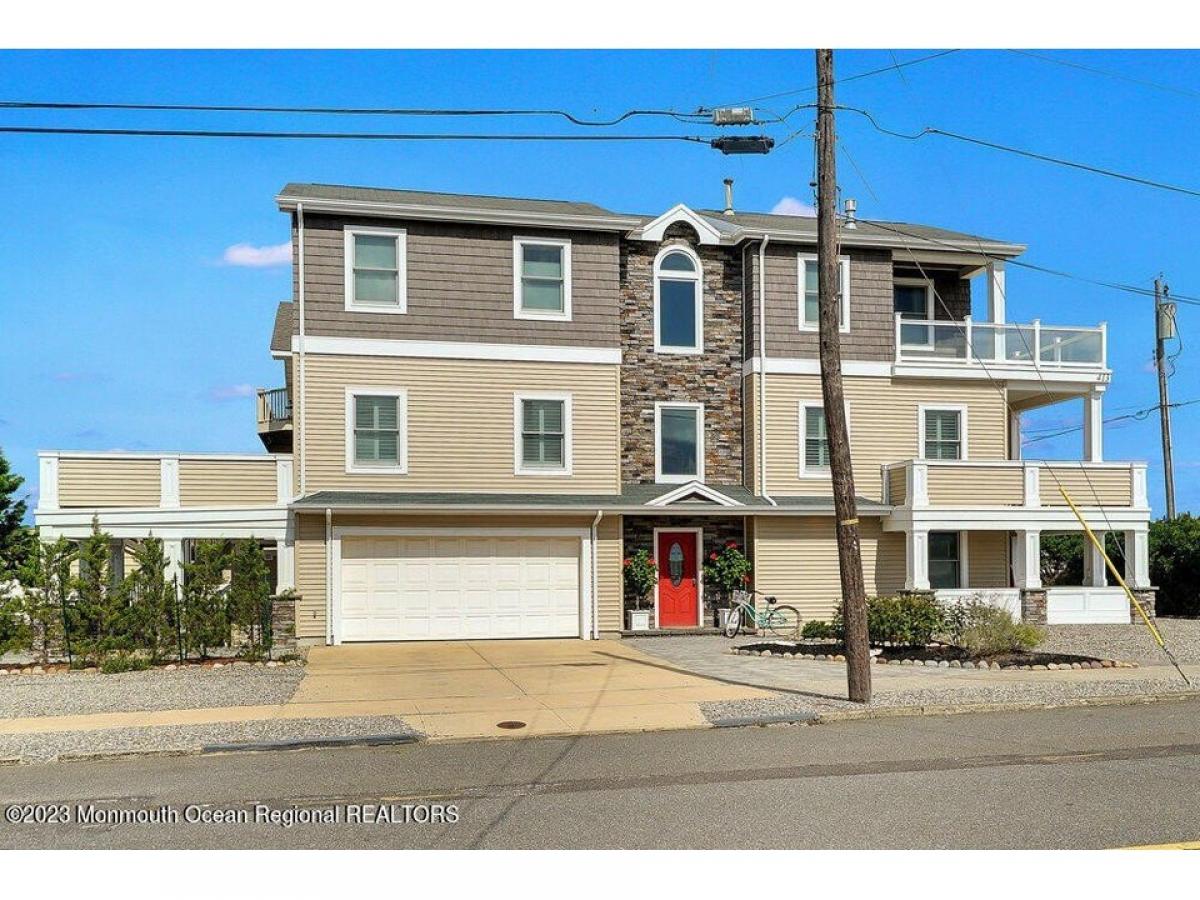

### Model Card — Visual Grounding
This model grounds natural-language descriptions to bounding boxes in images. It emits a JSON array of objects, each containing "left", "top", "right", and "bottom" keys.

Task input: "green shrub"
[
  {"left": 702, "top": 541, "right": 752, "bottom": 604},
  {"left": 942, "top": 598, "right": 1044, "bottom": 655},
  {"left": 182, "top": 540, "right": 232, "bottom": 657},
  {"left": 622, "top": 550, "right": 657, "bottom": 611},
  {"left": 833, "top": 594, "right": 945, "bottom": 647},
  {"left": 1150, "top": 514, "right": 1200, "bottom": 617},
  {"left": 801, "top": 619, "right": 837, "bottom": 639},
  {"left": 0, "top": 580, "right": 30, "bottom": 655},
  {"left": 227, "top": 539, "right": 272, "bottom": 655},
  {"left": 100, "top": 652, "right": 151, "bottom": 674}
]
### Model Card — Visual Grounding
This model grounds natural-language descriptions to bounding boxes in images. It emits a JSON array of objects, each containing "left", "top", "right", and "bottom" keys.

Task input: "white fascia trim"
[
  {"left": 654, "top": 401, "right": 705, "bottom": 484},
  {"left": 344, "top": 225, "right": 407, "bottom": 315},
  {"left": 653, "top": 244, "right": 704, "bottom": 355},
  {"left": 293, "top": 335, "right": 621, "bottom": 366},
  {"left": 513, "top": 391, "right": 574, "bottom": 477},
  {"left": 276, "top": 195, "right": 642, "bottom": 233},
  {"left": 632, "top": 204, "right": 724, "bottom": 246},
  {"left": 344, "top": 387, "right": 409, "bottom": 475},
  {"left": 893, "top": 362, "right": 1112, "bottom": 385},
  {"left": 797, "top": 253, "right": 850, "bottom": 333},
  {"left": 742, "top": 357, "right": 893, "bottom": 378},
  {"left": 38, "top": 450, "right": 291, "bottom": 462},
  {"left": 645, "top": 480, "right": 740, "bottom": 508},
  {"left": 36, "top": 506, "right": 288, "bottom": 540},
  {"left": 917, "top": 403, "right": 970, "bottom": 462},
  {"left": 883, "top": 506, "right": 1151, "bottom": 532},
  {"left": 513, "top": 236, "right": 573, "bottom": 321}
]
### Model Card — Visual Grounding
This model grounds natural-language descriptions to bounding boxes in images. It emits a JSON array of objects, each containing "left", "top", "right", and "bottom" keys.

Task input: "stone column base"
[
  {"left": 1130, "top": 588, "right": 1157, "bottom": 620},
  {"left": 270, "top": 593, "right": 298, "bottom": 656},
  {"left": 1020, "top": 588, "right": 1048, "bottom": 624}
]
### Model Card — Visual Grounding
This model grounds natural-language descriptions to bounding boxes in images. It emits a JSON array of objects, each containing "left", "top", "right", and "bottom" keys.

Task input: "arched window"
[{"left": 653, "top": 246, "right": 703, "bottom": 354}]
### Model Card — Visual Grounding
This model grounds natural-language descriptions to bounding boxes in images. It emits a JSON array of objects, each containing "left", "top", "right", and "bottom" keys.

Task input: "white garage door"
[{"left": 338, "top": 534, "right": 581, "bottom": 641}]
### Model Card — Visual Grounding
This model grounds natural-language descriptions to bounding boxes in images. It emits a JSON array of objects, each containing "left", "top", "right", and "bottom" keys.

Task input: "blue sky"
[{"left": 1, "top": 49, "right": 1196, "bottom": 518}]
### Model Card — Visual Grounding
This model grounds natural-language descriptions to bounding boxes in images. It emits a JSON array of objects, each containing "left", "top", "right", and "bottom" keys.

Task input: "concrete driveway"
[{"left": 292, "top": 639, "right": 772, "bottom": 740}]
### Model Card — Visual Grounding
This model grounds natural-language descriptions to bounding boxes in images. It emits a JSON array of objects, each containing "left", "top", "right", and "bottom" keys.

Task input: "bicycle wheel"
[
  {"left": 723, "top": 606, "right": 743, "bottom": 638},
  {"left": 765, "top": 605, "right": 802, "bottom": 638}
]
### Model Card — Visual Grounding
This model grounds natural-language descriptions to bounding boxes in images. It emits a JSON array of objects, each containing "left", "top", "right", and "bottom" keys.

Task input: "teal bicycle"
[{"left": 723, "top": 589, "right": 801, "bottom": 639}]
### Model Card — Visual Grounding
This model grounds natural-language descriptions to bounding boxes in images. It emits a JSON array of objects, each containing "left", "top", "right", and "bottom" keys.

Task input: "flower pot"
[
  {"left": 627, "top": 610, "right": 652, "bottom": 631},
  {"left": 717, "top": 608, "right": 734, "bottom": 630}
]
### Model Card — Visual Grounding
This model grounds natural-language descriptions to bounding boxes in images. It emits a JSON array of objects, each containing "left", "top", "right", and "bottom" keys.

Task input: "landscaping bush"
[
  {"left": 833, "top": 594, "right": 945, "bottom": 647},
  {"left": 121, "top": 538, "right": 179, "bottom": 663},
  {"left": 801, "top": 619, "right": 838, "bottom": 640},
  {"left": 622, "top": 549, "right": 657, "bottom": 611},
  {"left": 17, "top": 535, "right": 74, "bottom": 663},
  {"left": 99, "top": 651, "right": 152, "bottom": 675},
  {"left": 182, "top": 540, "right": 232, "bottom": 657},
  {"left": 702, "top": 541, "right": 752, "bottom": 605},
  {"left": 0, "top": 580, "right": 30, "bottom": 655},
  {"left": 227, "top": 539, "right": 273, "bottom": 657},
  {"left": 1150, "top": 514, "right": 1200, "bottom": 617},
  {"left": 942, "top": 598, "right": 1044, "bottom": 655}
]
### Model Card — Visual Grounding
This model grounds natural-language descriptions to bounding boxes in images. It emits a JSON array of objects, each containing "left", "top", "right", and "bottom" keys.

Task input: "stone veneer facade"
[{"left": 619, "top": 222, "right": 744, "bottom": 485}]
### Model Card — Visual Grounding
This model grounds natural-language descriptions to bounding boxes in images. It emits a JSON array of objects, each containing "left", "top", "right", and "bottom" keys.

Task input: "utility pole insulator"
[
  {"left": 710, "top": 106, "right": 755, "bottom": 126},
  {"left": 710, "top": 135, "right": 774, "bottom": 155}
]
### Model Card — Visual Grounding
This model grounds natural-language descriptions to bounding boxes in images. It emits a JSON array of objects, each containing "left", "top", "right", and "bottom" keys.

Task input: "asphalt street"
[{"left": 2, "top": 697, "right": 1199, "bottom": 849}]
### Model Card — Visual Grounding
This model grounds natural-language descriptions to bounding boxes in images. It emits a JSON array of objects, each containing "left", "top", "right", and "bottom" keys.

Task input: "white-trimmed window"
[
  {"left": 344, "top": 226, "right": 406, "bottom": 313},
  {"left": 654, "top": 246, "right": 703, "bottom": 354},
  {"left": 919, "top": 405, "right": 967, "bottom": 461},
  {"left": 345, "top": 388, "right": 407, "bottom": 474},
  {"left": 894, "top": 277, "right": 934, "bottom": 319},
  {"left": 514, "top": 392, "right": 573, "bottom": 475},
  {"left": 514, "top": 237, "right": 572, "bottom": 320},
  {"left": 798, "top": 253, "right": 850, "bottom": 332},
  {"left": 655, "top": 402, "right": 704, "bottom": 483},
  {"left": 798, "top": 400, "right": 851, "bottom": 477},
  {"left": 929, "top": 531, "right": 966, "bottom": 589}
]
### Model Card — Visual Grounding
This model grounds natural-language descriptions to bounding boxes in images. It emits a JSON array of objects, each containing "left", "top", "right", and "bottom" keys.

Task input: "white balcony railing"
[{"left": 895, "top": 315, "right": 1107, "bottom": 371}]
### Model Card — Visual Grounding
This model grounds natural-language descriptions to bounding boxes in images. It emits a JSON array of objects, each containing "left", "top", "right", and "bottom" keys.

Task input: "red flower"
[
  {"left": 648, "top": 558, "right": 656, "bottom": 567},
  {"left": 709, "top": 551, "right": 719, "bottom": 561},
  {"left": 622, "top": 558, "right": 631, "bottom": 567},
  {"left": 725, "top": 540, "right": 739, "bottom": 550},
  {"left": 742, "top": 574, "right": 752, "bottom": 585}
]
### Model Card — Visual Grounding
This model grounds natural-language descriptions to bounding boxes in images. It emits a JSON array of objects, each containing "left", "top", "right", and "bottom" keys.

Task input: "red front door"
[{"left": 657, "top": 531, "right": 699, "bottom": 627}]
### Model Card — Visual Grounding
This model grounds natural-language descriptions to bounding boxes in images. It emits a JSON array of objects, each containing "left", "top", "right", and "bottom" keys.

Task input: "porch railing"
[
  {"left": 895, "top": 315, "right": 1107, "bottom": 371},
  {"left": 256, "top": 387, "right": 292, "bottom": 429}
]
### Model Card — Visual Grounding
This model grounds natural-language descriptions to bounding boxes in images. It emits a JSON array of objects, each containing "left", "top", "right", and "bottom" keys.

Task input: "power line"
[
  {"left": 0, "top": 125, "right": 711, "bottom": 143},
  {"left": 841, "top": 104, "right": 1200, "bottom": 201},
  {"left": 1007, "top": 49, "right": 1200, "bottom": 102},
  {"left": 714, "top": 49, "right": 960, "bottom": 108},
  {"left": 1022, "top": 397, "right": 1200, "bottom": 445},
  {"left": 0, "top": 99, "right": 710, "bottom": 126}
]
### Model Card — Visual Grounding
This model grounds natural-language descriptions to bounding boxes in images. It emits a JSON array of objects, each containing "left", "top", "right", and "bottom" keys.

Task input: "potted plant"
[
  {"left": 622, "top": 549, "right": 657, "bottom": 631},
  {"left": 703, "top": 540, "right": 752, "bottom": 629}
]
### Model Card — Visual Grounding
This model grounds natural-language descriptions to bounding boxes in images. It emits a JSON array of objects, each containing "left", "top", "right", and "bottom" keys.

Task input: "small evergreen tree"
[
  {"left": 17, "top": 536, "right": 75, "bottom": 663},
  {"left": 0, "top": 579, "right": 30, "bottom": 656},
  {"left": 68, "top": 518, "right": 129, "bottom": 664},
  {"left": 121, "top": 538, "right": 176, "bottom": 662},
  {"left": 227, "top": 539, "right": 272, "bottom": 656},
  {"left": 182, "top": 540, "right": 231, "bottom": 657},
  {"left": 0, "top": 447, "right": 33, "bottom": 575}
]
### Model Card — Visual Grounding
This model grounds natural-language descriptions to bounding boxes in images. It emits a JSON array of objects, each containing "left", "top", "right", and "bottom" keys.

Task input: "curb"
[
  {"left": 710, "top": 711, "right": 820, "bottom": 728},
  {"left": 201, "top": 732, "right": 422, "bottom": 755}
]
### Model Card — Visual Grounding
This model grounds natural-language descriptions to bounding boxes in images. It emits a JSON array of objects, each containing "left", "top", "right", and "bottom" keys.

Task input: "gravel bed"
[
  {"left": 1039, "top": 619, "right": 1200, "bottom": 665},
  {"left": 0, "top": 715, "right": 420, "bottom": 764},
  {"left": 0, "top": 666, "right": 306, "bottom": 718},
  {"left": 702, "top": 676, "right": 1199, "bottom": 723}
]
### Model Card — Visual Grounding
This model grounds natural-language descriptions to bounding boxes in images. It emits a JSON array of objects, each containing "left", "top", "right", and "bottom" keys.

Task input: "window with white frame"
[
  {"left": 799, "top": 402, "right": 830, "bottom": 474},
  {"left": 344, "top": 227, "right": 406, "bottom": 312},
  {"left": 515, "top": 393, "right": 572, "bottom": 475},
  {"left": 514, "top": 238, "right": 571, "bottom": 320},
  {"left": 798, "top": 254, "right": 850, "bottom": 331},
  {"left": 655, "top": 403, "right": 703, "bottom": 483},
  {"left": 928, "top": 531, "right": 963, "bottom": 589},
  {"left": 654, "top": 247, "right": 703, "bottom": 353},
  {"left": 894, "top": 277, "right": 933, "bottom": 319},
  {"left": 921, "top": 407, "right": 965, "bottom": 460},
  {"left": 345, "top": 389, "right": 407, "bottom": 473}
]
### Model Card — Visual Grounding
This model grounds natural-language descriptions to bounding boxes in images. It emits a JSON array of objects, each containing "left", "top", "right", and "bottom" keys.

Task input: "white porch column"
[
  {"left": 38, "top": 453, "right": 60, "bottom": 511},
  {"left": 1124, "top": 528, "right": 1150, "bottom": 589},
  {"left": 276, "top": 515, "right": 296, "bottom": 592},
  {"left": 905, "top": 529, "right": 930, "bottom": 591},
  {"left": 160, "top": 456, "right": 180, "bottom": 508},
  {"left": 1083, "top": 532, "right": 1107, "bottom": 587},
  {"left": 1083, "top": 389, "right": 1104, "bottom": 462},
  {"left": 164, "top": 538, "right": 185, "bottom": 600},
  {"left": 1009, "top": 410, "right": 1023, "bottom": 460},
  {"left": 987, "top": 261, "right": 1006, "bottom": 323},
  {"left": 1013, "top": 530, "right": 1042, "bottom": 589},
  {"left": 907, "top": 462, "right": 929, "bottom": 508}
]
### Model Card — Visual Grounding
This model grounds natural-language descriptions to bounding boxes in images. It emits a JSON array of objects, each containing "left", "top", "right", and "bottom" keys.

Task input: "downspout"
[
  {"left": 324, "top": 506, "right": 332, "bottom": 645},
  {"left": 590, "top": 510, "right": 603, "bottom": 640},
  {"left": 757, "top": 236, "right": 776, "bottom": 505},
  {"left": 296, "top": 202, "right": 307, "bottom": 498}
]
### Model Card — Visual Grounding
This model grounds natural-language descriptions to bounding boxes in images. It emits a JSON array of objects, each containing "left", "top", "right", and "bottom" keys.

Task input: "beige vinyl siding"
[
  {"left": 179, "top": 459, "right": 279, "bottom": 507},
  {"left": 302, "top": 354, "right": 620, "bottom": 493},
  {"left": 295, "top": 214, "right": 620, "bottom": 347},
  {"left": 57, "top": 458, "right": 160, "bottom": 507},
  {"left": 927, "top": 464, "right": 1024, "bottom": 506},
  {"left": 761, "top": 375, "right": 1008, "bottom": 500},
  {"left": 967, "top": 531, "right": 1009, "bottom": 588},
  {"left": 1039, "top": 466, "right": 1132, "bottom": 507},
  {"left": 596, "top": 514, "right": 623, "bottom": 633},
  {"left": 295, "top": 513, "right": 600, "bottom": 640},
  {"left": 887, "top": 467, "right": 907, "bottom": 505},
  {"left": 753, "top": 515, "right": 905, "bottom": 620}
]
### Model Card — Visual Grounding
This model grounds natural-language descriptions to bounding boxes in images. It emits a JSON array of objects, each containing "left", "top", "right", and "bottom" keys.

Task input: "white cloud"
[
  {"left": 222, "top": 242, "right": 291, "bottom": 268},
  {"left": 770, "top": 196, "right": 817, "bottom": 217},
  {"left": 208, "top": 383, "right": 256, "bottom": 402}
]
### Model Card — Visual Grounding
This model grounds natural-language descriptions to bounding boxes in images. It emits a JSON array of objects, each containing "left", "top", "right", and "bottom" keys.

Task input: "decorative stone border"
[
  {"left": 727, "top": 647, "right": 1136, "bottom": 670},
  {"left": 0, "top": 659, "right": 305, "bottom": 676}
]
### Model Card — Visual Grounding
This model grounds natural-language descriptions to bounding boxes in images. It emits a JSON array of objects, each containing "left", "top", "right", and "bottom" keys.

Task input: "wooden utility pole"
[
  {"left": 816, "top": 49, "right": 871, "bottom": 703},
  {"left": 1154, "top": 276, "right": 1177, "bottom": 519}
]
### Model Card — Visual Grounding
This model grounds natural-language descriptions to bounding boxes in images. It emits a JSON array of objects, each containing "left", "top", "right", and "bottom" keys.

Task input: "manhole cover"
[{"left": 496, "top": 720, "right": 527, "bottom": 730}]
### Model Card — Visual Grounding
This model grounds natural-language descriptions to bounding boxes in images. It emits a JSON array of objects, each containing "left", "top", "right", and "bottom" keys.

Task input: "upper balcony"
[
  {"left": 256, "top": 387, "right": 293, "bottom": 453},
  {"left": 893, "top": 315, "right": 1109, "bottom": 386}
]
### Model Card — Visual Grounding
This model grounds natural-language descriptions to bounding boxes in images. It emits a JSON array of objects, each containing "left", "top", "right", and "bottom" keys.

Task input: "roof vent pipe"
[
  {"left": 723, "top": 178, "right": 735, "bottom": 216},
  {"left": 844, "top": 197, "right": 858, "bottom": 230}
]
